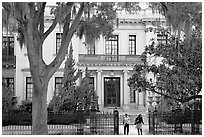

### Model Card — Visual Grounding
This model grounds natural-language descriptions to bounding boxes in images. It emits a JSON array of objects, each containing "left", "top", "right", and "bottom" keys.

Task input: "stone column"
[
  {"left": 82, "top": 70, "right": 85, "bottom": 78},
  {"left": 123, "top": 70, "right": 129, "bottom": 110},
  {"left": 77, "top": 70, "right": 83, "bottom": 86},
  {"left": 143, "top": 89, "right": 146, "bottom": 107},
  {"left": 97, "top": 70, "right": 103, "bottom": 110}
]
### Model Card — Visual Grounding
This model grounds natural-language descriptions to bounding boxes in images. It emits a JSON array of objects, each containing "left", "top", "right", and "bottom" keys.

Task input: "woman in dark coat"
[{"left": 135, "top": 114, "right": 144, "bottom": 135}]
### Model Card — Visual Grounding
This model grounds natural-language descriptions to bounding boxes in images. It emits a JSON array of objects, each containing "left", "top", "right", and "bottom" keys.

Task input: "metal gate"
[{"left": 149, "top": 108, "right": 202, "bottom": 135}]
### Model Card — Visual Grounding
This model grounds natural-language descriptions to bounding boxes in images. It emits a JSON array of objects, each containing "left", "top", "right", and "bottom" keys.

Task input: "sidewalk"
[{"left": 119, "top": 124, "right": 149, "bottom": 135}]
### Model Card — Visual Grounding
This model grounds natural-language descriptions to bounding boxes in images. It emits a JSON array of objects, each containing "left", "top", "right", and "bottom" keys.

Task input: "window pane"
[
  {"left": 2, "top": 36, "right": 14, "bottom": 56},
  {"left": 26, "top": 77, "right": 33, "bottom": 100},
  {"left": 130, "top": 87, "right": 136, "bottom": 103},
  {"left": 105, "top": 35, "right": 118, "bottom": 62},
  {"left": 55, "top": 77, "right": 63, "bottom": 95},
  {"left": 157, "top": 34, "right": 167, "bottom": 45},
  {"left": 56, "top": 33, "right": 62, "bottom": 53},
  {"left": 129, "top": 35, "right": 136, "bottom": 55}
]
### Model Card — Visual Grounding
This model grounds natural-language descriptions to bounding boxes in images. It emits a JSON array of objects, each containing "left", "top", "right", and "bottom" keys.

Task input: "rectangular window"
[
  {"left": 3, "top": 77, "right": 14, "bottom": 91},
  {"left": 2, "top": 36, "right": 14, "bottom": 56},
  {"left": 90, "top": 77, "right": 94, "bottom": 88},
  {"left": 55, "top": 77, "right": 63, "bottom": 95},
  {"left": 56, "top": 33, "right": 62, "bottom": 54},
  {"left": 105, "top": 35, "right": 118, "bottom": 62},
  {"left": 26, "top": 77, "right": 33, "bottom": 100},
  {"left": 130, "top": 87, "right": 136, "bottom": 103},
  {"left": 87, "top": 46, "right": 95, "bottom": 55},
  {"left": 129, "top": 35, "right": 136, "bottom": 55},
  {"left": 157, "top": 34, "right": 167, "bottom": 45}
]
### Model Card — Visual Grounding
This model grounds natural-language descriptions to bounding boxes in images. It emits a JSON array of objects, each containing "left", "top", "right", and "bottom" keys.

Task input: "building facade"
[{"left": 2, "top": 7, "right": 165, "bottom": 111}]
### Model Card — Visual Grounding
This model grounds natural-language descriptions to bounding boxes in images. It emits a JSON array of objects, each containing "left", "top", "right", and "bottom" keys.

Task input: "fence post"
[
  {"left": 174, "top": 108, "right": 183, "bottom": 133},
  {"left": 113, "top": 108, "right": 119, "bottom": 135},
  {"left": 148, "top": 110, "right": 151, "bottom": 134},
  {"left": 76, "top": 103, "right": 84, "bottom": 135},
  {"left": 90, "top": 102, "right": 97, "bottom": 134},
  {"left": 191, "top": 105, "right": 200, "bottom": 134},
  {"left": 148, "top": 110, "right": 154, "bottom": 134},
  {"left": 152, "top": 110, "right": 156, "bottom": 135}
]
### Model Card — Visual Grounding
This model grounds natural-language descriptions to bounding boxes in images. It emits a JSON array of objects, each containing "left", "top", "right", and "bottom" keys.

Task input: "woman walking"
[{"left": 135, "top": 114, "right": 144, "bottom": 135}]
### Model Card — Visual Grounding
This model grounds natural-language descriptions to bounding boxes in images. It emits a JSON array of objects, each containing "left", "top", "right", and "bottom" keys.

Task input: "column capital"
[
  {"left": 96, "top": 70, "right": 102, "bottom": 73},
  {"left": 123, "top": 70, "right": 129, "bottom": 74}
]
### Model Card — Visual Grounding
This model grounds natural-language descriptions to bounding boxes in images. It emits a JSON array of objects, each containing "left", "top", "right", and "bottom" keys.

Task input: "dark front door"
[{"left": 104, "top": 77, "right": 120, "bottom": 107}]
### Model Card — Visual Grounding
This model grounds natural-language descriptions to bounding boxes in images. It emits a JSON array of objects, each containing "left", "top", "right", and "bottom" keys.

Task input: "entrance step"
[{"left": 100, "top": 106, "right": 148, "bottom": 115}]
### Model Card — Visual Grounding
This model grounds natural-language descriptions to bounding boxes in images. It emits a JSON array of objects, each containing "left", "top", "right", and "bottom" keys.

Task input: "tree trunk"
[{"left": 32, "top": 79, "right": 49, "bottom": 135}]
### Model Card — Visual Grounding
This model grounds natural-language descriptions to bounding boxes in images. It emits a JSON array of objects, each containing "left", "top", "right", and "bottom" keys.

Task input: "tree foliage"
[
  {"left": 2, "top": 78, "right": 15, "bottom": 113},
  {"left": 129, "top": 32, "right": 201, "bottom": 103},
  {"left": 48, "top": 45, "right": 80, "bottom": 112},
  {"left": 149, "top": 2, "right": 202, "bottom": 46},
  {"left": 76, "top": 2, "right": 141, "bottom": 46},
  {"left": 76, "top": 67, "right": 98, "bottom": 112},
  {"left": 129, "top": 2, "right": 202, "bottom": 103}
]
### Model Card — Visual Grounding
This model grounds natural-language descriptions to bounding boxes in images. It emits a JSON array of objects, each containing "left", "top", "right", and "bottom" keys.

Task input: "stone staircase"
[
  {"left": 100, "top": 106, "right": 149, "bottom": 124},
  {"left": 101, "top": 106, "right": 147, "bottom": 115}
]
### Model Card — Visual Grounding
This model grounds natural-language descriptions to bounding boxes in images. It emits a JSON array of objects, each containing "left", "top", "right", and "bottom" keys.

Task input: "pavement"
[{"left": 119, "top": 124, "right": 149, "bottom": 135}]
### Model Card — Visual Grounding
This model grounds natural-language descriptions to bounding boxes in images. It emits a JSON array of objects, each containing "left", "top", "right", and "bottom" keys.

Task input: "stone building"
[{"left": 2, "top": 4, "right": 165, "bottom": 112}]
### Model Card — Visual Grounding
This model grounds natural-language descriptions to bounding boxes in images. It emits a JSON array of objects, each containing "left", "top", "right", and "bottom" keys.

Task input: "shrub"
[
  {"left": 2, "top": 79, "right": 17, "bottom": 113},
  {"left": 19, "top": 100, "right": 32, "bottom": 114}
]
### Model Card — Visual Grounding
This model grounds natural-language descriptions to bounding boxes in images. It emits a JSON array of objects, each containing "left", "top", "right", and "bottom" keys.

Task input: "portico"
[{"left": 77, "top": 62, "right": 146, "bottom": 111}]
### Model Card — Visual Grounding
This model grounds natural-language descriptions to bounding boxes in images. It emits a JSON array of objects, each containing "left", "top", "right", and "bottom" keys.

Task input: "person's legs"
[
  {"left": 137, "top": 128, "right": 140, "bottom": 135},
  {"left": 127, "top": 124, "right": 129, "bottom": 135},
  {"left": 124, "top": 124, "right": 127, "bottom": 135},
  {"left": 140, "top": 129, "right": 143, "bottom": 135}
]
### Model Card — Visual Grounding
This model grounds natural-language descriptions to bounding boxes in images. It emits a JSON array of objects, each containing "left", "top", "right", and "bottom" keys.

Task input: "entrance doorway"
[{"left": 104, "top": 77, "right": 120, "bottom": 107}]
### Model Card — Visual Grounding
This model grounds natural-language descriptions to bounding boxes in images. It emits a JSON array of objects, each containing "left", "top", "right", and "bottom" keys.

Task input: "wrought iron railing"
[
  {"left": 2, "top": 110, "right": 119, "bottom": 135},
  {"left": 149, "top": 109, "right": 202, "bottom": 135}
]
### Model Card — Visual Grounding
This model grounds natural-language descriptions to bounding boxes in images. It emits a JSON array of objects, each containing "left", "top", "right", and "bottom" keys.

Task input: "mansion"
[{"left": 2, "top": 6, "right": 165, "bottom": 111}]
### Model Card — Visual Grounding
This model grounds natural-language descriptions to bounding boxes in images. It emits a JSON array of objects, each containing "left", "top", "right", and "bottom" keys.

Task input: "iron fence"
[
  {"left": 149, "top": 108, "right": 202, "bottom": 135},
  {"left": 2, "top": 110, "right": 119, "bottom": 135}
]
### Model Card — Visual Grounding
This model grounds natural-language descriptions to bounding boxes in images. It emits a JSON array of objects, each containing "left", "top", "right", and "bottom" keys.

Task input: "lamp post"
[{"left": 148, "top": 96, "right": 154, "bottom": 112}]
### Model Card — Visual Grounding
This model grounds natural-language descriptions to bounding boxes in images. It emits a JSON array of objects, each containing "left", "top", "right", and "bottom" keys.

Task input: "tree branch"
[
  {"left": 38, "top": 3, "right": 46, "bottom": 36},
  {"left": 41, "top": 18, "right": 58, "bottom": 41},
  {"left": 150, "top": 87, "right": 183, "bottom": 102},
  {"left": 2, "top": 2, "right": 11, "bottom": 12},
  {"left": 61, "top": 3, "right": 73, "bottom": 40},
  {"left": 47, "top": 3, "right": 85, "bottom": 80},
  {"left": 41, "top": 2, "right": 73, "bottom": 42}
]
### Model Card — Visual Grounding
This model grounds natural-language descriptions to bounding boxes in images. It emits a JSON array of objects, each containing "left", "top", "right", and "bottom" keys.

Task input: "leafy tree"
[
  {"left": 149, "top": 2, "right": 202, "bottom": 47},
  {"left": 48, "top": 44, "right": 80, "bottom": 113},
  {"left": 18, "top": 100, "right": 32, "bottom": 114},
  {"left": 76, "top": 67, "right": 98, "bottom": 112},
  {"left": 128, "top": 2, "right": 202, "bottom": 105},
  {"left": 2, "top": 77, "right": 15, "bottom": 113},
  {"left": 2, "top": 2, "right": 85, "bottom": 134}
]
